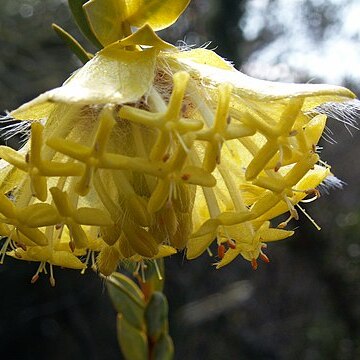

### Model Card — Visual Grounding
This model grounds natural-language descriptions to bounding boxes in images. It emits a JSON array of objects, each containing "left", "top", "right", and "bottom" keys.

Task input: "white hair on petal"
[
  {"left": 318, "top": 175, "right": 346, "bottom": 196},
  {"left": 176, "top": 40, "right": 196, "bottom": 52},
  {"left": 311, "top": 99, "right": 360, "bottom": 135},
  {"left": 0, "top": 112, "right": 31, "bottom": 145}
]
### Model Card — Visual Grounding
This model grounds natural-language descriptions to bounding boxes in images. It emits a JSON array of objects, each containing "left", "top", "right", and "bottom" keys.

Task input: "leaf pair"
[{"left": 107, "top": 272, "right": 174, "bottom": 360}]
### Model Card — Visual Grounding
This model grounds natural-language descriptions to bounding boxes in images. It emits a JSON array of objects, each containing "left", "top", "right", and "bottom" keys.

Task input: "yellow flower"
[{"left": 0, "top": 0, "right": 357, "bottom": 284}]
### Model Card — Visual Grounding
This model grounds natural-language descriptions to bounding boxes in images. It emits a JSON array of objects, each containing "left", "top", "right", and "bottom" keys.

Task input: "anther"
[
  {"left": 49, "top": 264, "right": 55, "bottom": 287},
  {"left": 284, "top": 197, "right": 299, "bottom": 221},
  {"left": 305, "top": 188, "right": 321, "bottom": 198},
  {"left": 289, "top": 130, "right": 298, "bottom": 136},
  {"left": 216, "top": 154, "right": 221, "bottom": 165},
  {"left": 162, "top": 153, "right": 170, "bottom": 162},
  {"left": 251, "top": 258, "right": 258, "bottom": 270},
  {"left": 278, "top": 216, "right": 290, "bottom": 228},
  {"left": 260, "top": 252, "right": 270, "bottom": 263},
  {"left": 217, "top": 244, "right": 225, "bottom": 259},
  {"left": 154, "top": 260, "right": 163, "bottom": 281},
  {"left": 181, "top": 103, "right": 187, "bottom": 114},
  {"left": 290, "top": 208, "right": 299, "bottom": 221},
  {"left": 15, "top": 242, "right": 27, "bottom": 251},
  {"left": 31, "top": 274, "right": 39, "bottom": 284},
  {"left": 274, "top": 161, "right": 282, "bottom": 172},
  {"left": 227, "top": 239, "right": 236, "bottom": 249},
  {"left": 181, "top": 174, "right": 191, "bottom": 181}
]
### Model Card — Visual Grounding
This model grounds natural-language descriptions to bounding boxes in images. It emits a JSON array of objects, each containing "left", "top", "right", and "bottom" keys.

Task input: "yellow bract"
[
  {"left": 13, "top": 46, "right": 158, "bottom": 114},
  {"left": 84, "top": 0, "right": 190, "bottom": 45}
]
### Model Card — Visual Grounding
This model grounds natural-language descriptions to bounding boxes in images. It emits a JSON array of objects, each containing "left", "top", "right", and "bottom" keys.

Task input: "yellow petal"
[
  {"left": 186, "top": 232, "right": 215, "bottom": 260},
  {"left": 12, "top": 46, "right": 157, "bottom": 112},
  {"left": 260, "top": 228, "right": 294, "bottom": 242},
  {"left": 127, "top": 0, "right": 190, "bottom": 31},
  {"left": 74, "top": 207, "right": 113, "bottom": 226},
  {"left": 164, "top": 48, "right": 234, "bottom": 70},
  {"left": 131, "top": 245, "right": 177, "bottom": 261},
  {"left": 119, "top": 24, "right": 175, "bottom": 50},
  {"left": 51, "top": 251, "right": 86, "bottom": 269},
  {"left": 84, "top": 0, "right": 129, "bottom": 46},
  {"left": 17, "top": 203, "right": 61, "bottom": 228},
  {"left": 166, "top": 49, "right": 355, "bottom": 109}
]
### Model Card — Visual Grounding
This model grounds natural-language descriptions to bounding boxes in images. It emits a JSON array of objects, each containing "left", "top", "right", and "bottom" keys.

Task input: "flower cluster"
[{"left": 0, "top": 0, "right": 356, "bottom": 285}]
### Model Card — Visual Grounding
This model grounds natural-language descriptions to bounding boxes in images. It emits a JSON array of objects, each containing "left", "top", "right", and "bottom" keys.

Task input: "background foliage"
[{"left": 1, "top": 0, "right": 360, "bottom": 359}]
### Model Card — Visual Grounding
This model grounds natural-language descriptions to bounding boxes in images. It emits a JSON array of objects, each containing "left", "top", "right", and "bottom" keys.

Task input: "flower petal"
[{"left": 12, "top": 46, "right": 158, "bottom": 115}]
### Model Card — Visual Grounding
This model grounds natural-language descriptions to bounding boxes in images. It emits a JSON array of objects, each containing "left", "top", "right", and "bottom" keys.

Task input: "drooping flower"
[{"left": 0, "top": 0, "right": 357, "bottom": 284}]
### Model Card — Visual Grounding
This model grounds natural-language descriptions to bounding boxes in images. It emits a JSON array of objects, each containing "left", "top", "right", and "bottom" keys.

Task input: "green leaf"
[
  {"left": 153, "top": 334, "right": 174, "bottom": 360},
  {"left": 68, "top": 0, "right": 102, "bottom": 48},
  {"left": 117, "top": 315, "right": 148, "bottom": 360},
  {"left": 107, "top": 272, "right": 146, "bottom": 329},
  {"left": 52, "top": 23, "right": 92, "bottom": 64},
  {"left": 145, "top": 292, "right": 168, "bottom": 341}
]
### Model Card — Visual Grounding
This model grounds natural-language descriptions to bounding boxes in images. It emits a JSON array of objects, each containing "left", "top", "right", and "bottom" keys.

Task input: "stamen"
[
  {"left": 175, "top": 131, "right": 190, "bottom": 153},
  {"left": 284, "top": 196, "right": 299, "bottom": 220},
  {"left": 162, "top": 153, "right": 170, "bottom": 162},
  {"left": 0, "top": 237, "right": 11, "bottom": 264},
  {"left": 166, "top": 181, "right": 174, "bottom": 208},
  {"left": 140, "top": 261, "right": 146, "bottom": 283},
  {"left": 300, "top": 195, "right": 319, "bottom": 203},
  {"left": 304, "top": 188, "right": 321, "bottom": 198},
  {"left": 134, "top": 262, "right": 141, "bottom": 276},
  {"left": 31, "top": 274, "right": 39, "bottom": 284},
  {"left": 277, "top": 214, "right": 293, "bottom": 229},
  {"left": 296, "top": 204, "right": 321, "bottom": 230},
  {"left": 275, "top": 146, "right": 284, "bottom": 172},
  {"left": 14, "top": 241, "right": 27, "bottom": 251},
  {"left": 9, "top": 239, "right": 17, "bottom": 250},
  {"left": 227, "top": 239, "right": 236, "bottom": 249},
  {"left": 251, "top": 258, "right": 258, "bottom": 270},
  {"left": 91, "top": 250, "right": 97, "bottom": 271},
  {"left": 292, "top": 188, "right": 321, "bottom": 203},
  {"left": 153, "top": 260, "right": 163, "bottom": 281},
  {"left": 49, "top": 264, "right": 56, "bottom": 287},
  {"left": 81, "top": 250, "right": 92, "bottom": 274},
  {"left": 259, "top": 252, "right": 270, "bottom": 263},
  {"left": 206, "top": 247, "right": 213, "bottom": 257},
  {"left": 217, "top": 244, "right": 225, "bottom": 259},
  {"left": 31, "top": 261, "right": 45, "bottom": 284},
  {"left": 69, "top": 239, "right": 76, "bottom": 252}
]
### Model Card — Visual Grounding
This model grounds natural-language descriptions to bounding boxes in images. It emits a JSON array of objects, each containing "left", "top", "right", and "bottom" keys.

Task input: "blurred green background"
[{"left": 1, "top": 1, "right": 360, "bottom": 359}]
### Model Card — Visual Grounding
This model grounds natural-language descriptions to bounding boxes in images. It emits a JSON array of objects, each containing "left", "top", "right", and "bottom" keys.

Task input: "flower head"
[{"left": 0, "top": 0, "right": 357, "bottom": 284}]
